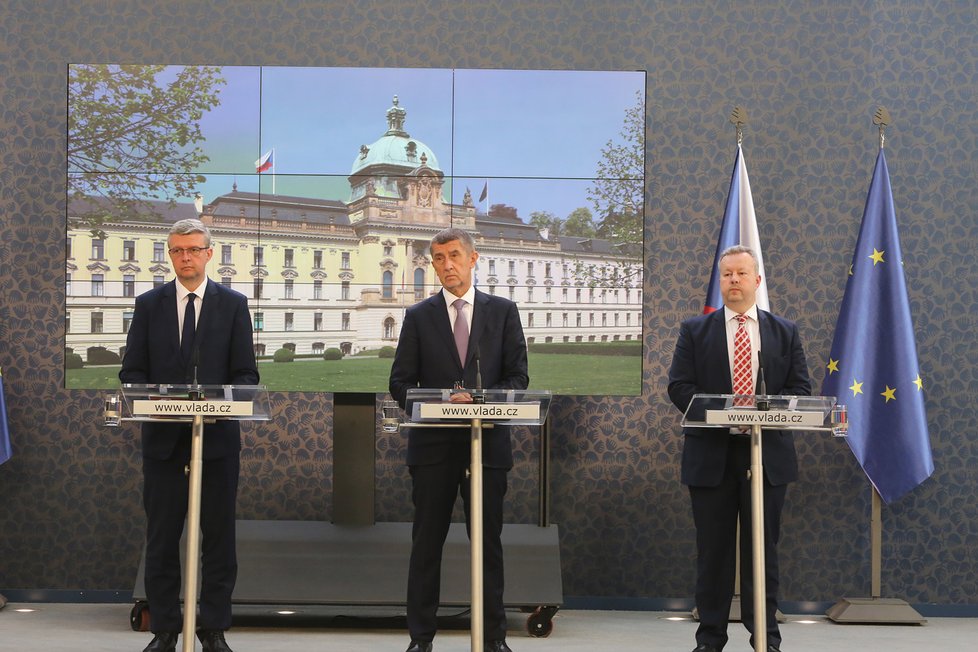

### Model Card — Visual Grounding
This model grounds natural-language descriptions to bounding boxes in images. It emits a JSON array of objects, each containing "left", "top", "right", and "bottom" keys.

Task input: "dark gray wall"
[{"left": 2, "top": 0, "right": 976, "bottom": 607}]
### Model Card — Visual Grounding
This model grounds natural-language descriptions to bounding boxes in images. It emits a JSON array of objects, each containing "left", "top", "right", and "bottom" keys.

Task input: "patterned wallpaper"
[{"left": 1, "top": 0, "right": 977, "bottom": 607}]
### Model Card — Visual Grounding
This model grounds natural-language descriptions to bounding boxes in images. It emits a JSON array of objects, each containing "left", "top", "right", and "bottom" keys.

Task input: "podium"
[
  {"left": 681, "top": 394, "right": 842, "bottom": 652},
  {"left": 106, "top": 383, "right": 270, "bottom": 652},
  {"left": 403, "top": 388, "right": 553, "bottom": 652}
]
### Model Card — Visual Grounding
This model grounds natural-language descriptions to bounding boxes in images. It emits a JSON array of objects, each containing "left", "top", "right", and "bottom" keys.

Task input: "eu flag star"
[
  {"left": 869, "top": 248, "right": 885, "bottom": 265},
  {"left": 913, "top": 375, "right": 923, "bottom": 391},
  {"left": 881, "top": 385, "right": 896, "bottom": 402},
  {"left": 827, "top": 358, "right": 840, "bottom": 374},
  {"left": 849, "top": 379, "right": 863, "bottom": 396}
]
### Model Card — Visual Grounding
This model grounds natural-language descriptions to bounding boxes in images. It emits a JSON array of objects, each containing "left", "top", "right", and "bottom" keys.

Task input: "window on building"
[
  {"left": 340, "top": 281, "right": 349, "bottom": 301},
  {"left": 91, "top": 239, "right": 104, "bottom": 259},
  {"left": 414, "top": 268, "right": 425, "bottom": 300},
  {"left": 576, "top": 289, "right": 582, "bottom": 303},
  {"left": 313, "top": 250, "right": 323, "bottom": 269},
  {"left": 66, "top": 273, "right": 72, "bottom": 297},
  {"left": 91, "top": 312, "right": 103, "bottom": 333},
  {"left": 545, "top": 286, "right": 552, "bottom": 302},
  {"left": 602, "top": 313, "right": 607, "bottom": 326},
  {"left": 253, "top": 312, "right": 264, "bottom": 331},
  {"left": 67, "top": 238, "right": 73, "bottom": 258},
  {"left": 253, "top": 246, "right": 264, "bottom": 267},
  {"left": 563, "top": 313, "right": 568, "bottom": 327},
  {"left": 488, "top": 259, "right": 496, "bottom": 275},
  {"left": 254, "top": 343, "right": 266, "bottom": 356},
  {"left": 527, "top": 313, "right": 534, "bottom": 328},
  {"left": 562, "top": 288, "right": 568, "bottom": 302},
  {"left": 315, "top": 280, "right": 324, "bottom": 300},
  {"left": 312, "top": 342, "right": 325, "bottom": 355},
  {"left": 615, "top": 313, "right": 620, "bottom": 326},
  {"left": 123, "top": 240, "right": 136, "bottom": 261},
  {"left": 253, "top": 278, "right": 263, "bottom": 300},
  {"left": 383, "top": 244, "right": 393, "bottom": 256},
  {"left": 153, "top": 242, "right": 165, "bottom": 262},
  {"left": 341, "top": 312, "right": 350, "bottom": 331},
  {"left": 627, "top": 313, "right": 631, "bottom": 326},
  {"left": 341, "top": 252, "right": 351, "bottom": 270},
  {"left": 527, "top": 262, "right": 534, "bottom": 277},
  {"left": 382, "top": 271, "right": 393, "bottom": 299},
  {"left": 590, "top": 313, "right": 595, "bottom": 326},
  {"left": 384, "top": 317, "right": 396, "bottom": 339},
  {"left": 284, "top": 279, "right": 294, "bottom": 299},
  {"left": 222, "top": 276, "right": 232, "bottom": 288},
  {"left": 66, "top": 312, "right": 71, "bottom": 333},
  {"left": 527, "top": 286, "right": 534, "bottom": 302},
  {"left": 590, "top": 289, "right": 596, "bottom": 303},
  {"left": 576, "top": 312, "right": 582, "bottom": 327},
  {"left": 284, "top": 248, "right": 294, "bottom": 268},
  {"left": 123, "top": 274, "right": 135, "bottom": 298},
  {"left": 222, "top": 244, "right": 232, "bottom": 265},
  {"left": 546, "top": 312, "right": 552, "bottom": 327},
  {"left": 489, "top": 284, "right": 496, "bottom": 296},
  {"left": 508, "top": 285, "right": 515, "bottom": 300},
  {"left": 91, "top": 274, "right": 104, "bottom": 297},
  {"left": 123, "top": 311, "right": 134, "bottom": 333},
  {"left": 314, "top": 313, "right": 323, "bottom": 331},
  {"left": 153, "top": 275, "right": 164, "bottom": 289},
  {"left": 285, "top": 312, "right": 294, "bottom": 331},
  {"left": 545, "top": 262, "right": 552, "bottom": 278},
  {"left": 508, "top": 261, "right": 515, "bottom": 276}
]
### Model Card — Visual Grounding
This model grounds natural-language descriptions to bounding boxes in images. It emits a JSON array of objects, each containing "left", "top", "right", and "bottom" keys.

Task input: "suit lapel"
[
  {"left": 466, "top": 290, "right": 491, "bottom": 368},
  {"left": 426, "top": 292, "right": 463, "bottom": 371},
  {"left": 161, "top": 281, "right": 181, "bottom": 359},
  {"left": 194, "top": 279, "right": 220, "bottom": 354},
  {"left": 708, "top": 309, "right": 733, "bottom": 390}
]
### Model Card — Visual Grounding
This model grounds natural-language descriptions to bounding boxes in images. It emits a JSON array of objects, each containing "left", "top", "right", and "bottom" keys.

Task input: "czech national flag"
[{"left": 255, "top": 149, "right": 274, "bottom": 173}]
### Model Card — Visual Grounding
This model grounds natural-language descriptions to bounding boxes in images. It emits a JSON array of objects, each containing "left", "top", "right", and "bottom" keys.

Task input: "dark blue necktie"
[{"left": 181, "top": 292, "right": 197, "bottom": 362}]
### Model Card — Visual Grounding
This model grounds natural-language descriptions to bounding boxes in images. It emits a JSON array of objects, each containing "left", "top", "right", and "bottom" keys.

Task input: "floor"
[{"left": 1, "top": 603, "right": 975, "bottom": 652}]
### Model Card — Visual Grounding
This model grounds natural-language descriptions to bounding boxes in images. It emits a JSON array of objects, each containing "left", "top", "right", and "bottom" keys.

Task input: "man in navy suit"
[
  {"left": 389, "top": 228, "right": 528, "bottom": 652},
  {"left": 121, "top": 219, "right": 258, "bottom": 652},
  {"left": 668, "top": 245, "right": 811, "bottom": 652}
]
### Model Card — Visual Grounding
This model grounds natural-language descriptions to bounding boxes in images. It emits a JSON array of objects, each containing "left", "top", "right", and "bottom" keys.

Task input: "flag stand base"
[
  {"left": 692, "top": 597, "right": 785, "bottom": 623},
  {"left": 825, "top": 597, "right": 926, "bottom": 624}
]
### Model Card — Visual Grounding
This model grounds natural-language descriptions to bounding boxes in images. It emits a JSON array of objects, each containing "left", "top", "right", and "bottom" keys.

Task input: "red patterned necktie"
[{"left": 732, "top": 313, "right": 753, "bottom": 405}]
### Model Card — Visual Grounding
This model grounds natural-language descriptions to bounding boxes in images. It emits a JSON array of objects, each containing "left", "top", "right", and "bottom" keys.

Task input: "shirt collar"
[
  {"left": 443, "top": 285, "right": 475, "bottom": 307},
  {"left": 724, "top": 303, "right": 758, "bottom": 322},
  {"left": 176, "top": 277, "right": 207, "bottom": 302}
]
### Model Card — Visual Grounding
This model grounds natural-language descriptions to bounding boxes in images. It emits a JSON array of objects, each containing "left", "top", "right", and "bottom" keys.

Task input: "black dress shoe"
[
  {"left": 405, "top": 641, "right": 432, "bottom": 652},
  {"left": 197, "top": 629, "right": 233, "bottom": 652},
  {"left": 143, "top": 632, "right": 178, "bottom": 652},
  {"left": 486, "top": 641, "right": 513, "bottom": 652},
  {"left": 692, "top": 645, "right": 720, "bottom": 652}
]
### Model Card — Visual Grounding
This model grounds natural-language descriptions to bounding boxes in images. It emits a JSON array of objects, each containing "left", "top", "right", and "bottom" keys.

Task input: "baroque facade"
[{"left": 66, "top": 98, "right": 642, "bottom": 362}]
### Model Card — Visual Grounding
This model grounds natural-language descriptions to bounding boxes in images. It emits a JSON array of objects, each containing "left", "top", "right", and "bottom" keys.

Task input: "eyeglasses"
[{"left": 168, "top": 246, "right": 210, "bottom": 257}]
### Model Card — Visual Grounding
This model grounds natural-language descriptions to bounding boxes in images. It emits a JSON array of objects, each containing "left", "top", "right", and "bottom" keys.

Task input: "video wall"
[{"left": 66, "top": 65, "right": 646, "bottom": 394}]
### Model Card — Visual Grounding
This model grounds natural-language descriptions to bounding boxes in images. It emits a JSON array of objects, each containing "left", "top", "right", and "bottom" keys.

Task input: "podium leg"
[
  {"left": 749, "top": 424, "right": 766, "bottom": 652},
  {"left": 470, "top": 418, "right": 484, "bottom": 652},
  {"left": 182, "top": 414, "right": 204, "bottom": 652}
]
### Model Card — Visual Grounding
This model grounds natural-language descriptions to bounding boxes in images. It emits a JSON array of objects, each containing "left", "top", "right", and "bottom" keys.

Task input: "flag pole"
[{"left": 825, "top": 108, "right": 925, "bottom": 625}]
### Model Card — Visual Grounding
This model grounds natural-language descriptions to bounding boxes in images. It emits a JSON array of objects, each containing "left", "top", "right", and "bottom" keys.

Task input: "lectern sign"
[
  {"left": 418, "top": 402, "right": 540, "bottom": 421},
  {"left": 132, "top": 400, "right": 254, "bottom": 417},
  {"left": 705, "top": 409, "right": 823, "bottom": 427}
]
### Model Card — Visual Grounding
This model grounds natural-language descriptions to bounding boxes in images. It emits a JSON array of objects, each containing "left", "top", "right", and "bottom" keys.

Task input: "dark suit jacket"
[
  {"left": 667, "top": 308, "right": 811, "bottom": 487},
  {"left": 389, "top": 289, "right": 529, "bottom": 469},
  {"left": 120, "top": 279, "right": 259, "bottom": 461}
]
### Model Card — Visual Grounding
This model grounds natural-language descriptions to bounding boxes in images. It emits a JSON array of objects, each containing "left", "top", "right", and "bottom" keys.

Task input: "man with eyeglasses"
[{"left": 121, "top": 218, "right": 258, "bottom": 652}]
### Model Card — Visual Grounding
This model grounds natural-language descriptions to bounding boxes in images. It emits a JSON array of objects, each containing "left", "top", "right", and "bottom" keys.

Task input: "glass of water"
[{"left": 381, "top": 399, "right": 400, "bottom": 433}]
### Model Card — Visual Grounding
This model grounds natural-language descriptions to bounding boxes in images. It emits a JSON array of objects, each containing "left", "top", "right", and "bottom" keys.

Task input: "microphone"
[
  {"left": 473, "top": 345, "right": 485, "bottom": 404},
  {"left": 189, "top": 342, "right": 203, "bottom": 401},
  {"left": 756, "top": 349, "right": 769, "bottom": 411}
]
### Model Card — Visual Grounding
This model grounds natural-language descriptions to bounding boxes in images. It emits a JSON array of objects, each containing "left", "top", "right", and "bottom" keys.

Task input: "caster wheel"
[
  {"left": 526, "top": 606, "right": 556, "bottom": 638},
  {"left": 130, "top": 601, "right": 150, "bottom": 632}
]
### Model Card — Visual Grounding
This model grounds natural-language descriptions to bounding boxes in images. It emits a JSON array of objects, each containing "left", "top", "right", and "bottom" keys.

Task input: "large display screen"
[{"left": 66, "top": 65, "right": 645, "bottom": 394}]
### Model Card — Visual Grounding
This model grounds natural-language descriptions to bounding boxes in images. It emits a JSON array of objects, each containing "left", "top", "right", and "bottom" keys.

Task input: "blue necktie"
[{"left": 181, "top": 292, "right": 197, "bottom": 362}]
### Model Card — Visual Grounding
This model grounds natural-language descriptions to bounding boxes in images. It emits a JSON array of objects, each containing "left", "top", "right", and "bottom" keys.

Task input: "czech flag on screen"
[{"left": 255, "top": 150, "right": 274, "bottom": 173}]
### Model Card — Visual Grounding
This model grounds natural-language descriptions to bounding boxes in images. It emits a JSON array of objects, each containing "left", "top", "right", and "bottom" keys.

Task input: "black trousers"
[
  {"left": 688, "top": 438, "right": 787, "bottom": 650},
  {"left": 407, "top": 452, "right": 508, "bottom": 643},
  {"left": 142, "top": 438, "right": 239, "bottom": 633}
]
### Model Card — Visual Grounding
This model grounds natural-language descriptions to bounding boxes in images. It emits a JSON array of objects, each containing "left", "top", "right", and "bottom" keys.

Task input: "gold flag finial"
[
  {"left": 729, "top": 107, "right": 748, "bottom": 146},
  {"left": 873, "top": 106, "right": 891, "bottom": 149}
]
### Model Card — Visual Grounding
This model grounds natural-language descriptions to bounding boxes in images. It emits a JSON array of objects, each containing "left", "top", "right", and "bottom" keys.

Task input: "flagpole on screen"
[
  {"left": 823, "top": 108, "right": 929, "bottom": 625},
  {"left": 272, "top": 148, "right": 276, "bottom": 195}
]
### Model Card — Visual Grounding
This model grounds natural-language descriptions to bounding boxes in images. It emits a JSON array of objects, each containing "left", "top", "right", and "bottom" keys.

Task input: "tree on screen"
[
  {"left": 67, "top": 64, "right": 225, "bottom": 234},
  {"left": 586, "top": 89, "right": 644, "bottom": 246}
]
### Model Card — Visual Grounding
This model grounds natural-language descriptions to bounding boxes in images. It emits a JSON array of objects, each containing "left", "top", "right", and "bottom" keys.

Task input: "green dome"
[{"left": 350, "top": 96, "right": 441, "bottom": 175}]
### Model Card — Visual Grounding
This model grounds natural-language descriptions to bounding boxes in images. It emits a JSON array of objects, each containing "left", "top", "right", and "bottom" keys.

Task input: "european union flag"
[
  {"left": 822, "top": 149, "right": 933, "bottom": 503},
  {"left": 0, "top": 367, "right": 11, "bottom": 466},
  {"left": 703, "top": 145, "right": 769, "bottom": 313}
]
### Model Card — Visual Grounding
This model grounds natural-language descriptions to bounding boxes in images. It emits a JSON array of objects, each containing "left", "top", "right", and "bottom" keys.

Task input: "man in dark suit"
[
  {"left": 668, "top": 245, "right": 811, "bottom": 652},
  {"left": 389, "top": 227, "right": 528, "bottom": 652},
  {"left": 120, "top": 219, "right": 258, "bottom": 652}
]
